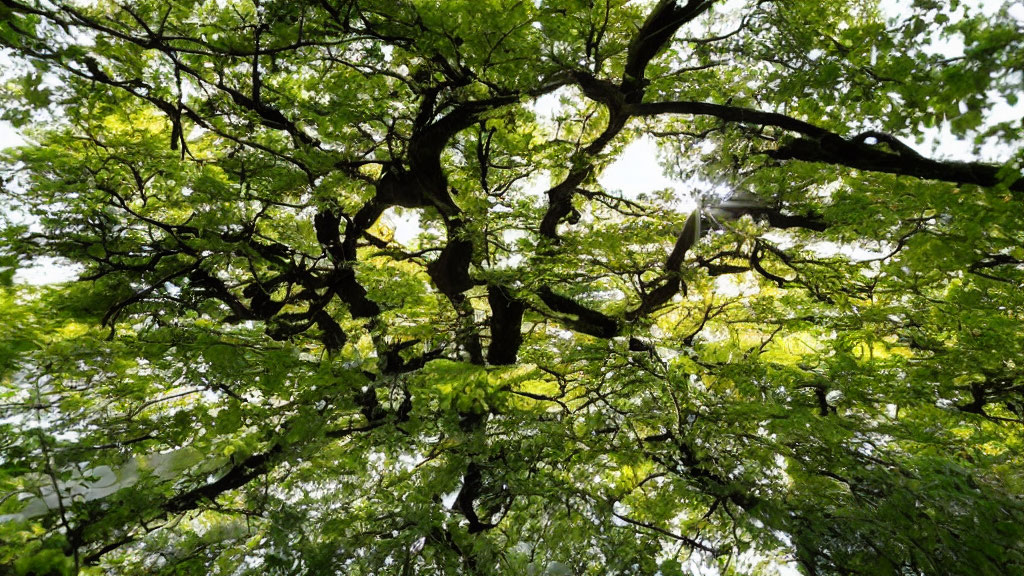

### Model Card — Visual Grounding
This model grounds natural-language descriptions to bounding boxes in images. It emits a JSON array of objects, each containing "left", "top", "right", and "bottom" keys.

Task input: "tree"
[{"left": 1, "top": 0, "right": 1022, "bottom": 573}]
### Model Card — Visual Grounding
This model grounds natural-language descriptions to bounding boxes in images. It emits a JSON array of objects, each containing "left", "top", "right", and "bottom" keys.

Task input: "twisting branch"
[
  {"left": 538, "top": 0, "right": 717, "bottom": 239},
  {"left": 633, "top": 102, "right": 1022, "bottom": 192}
]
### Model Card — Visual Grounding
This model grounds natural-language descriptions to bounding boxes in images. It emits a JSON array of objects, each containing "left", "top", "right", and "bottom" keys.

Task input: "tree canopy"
[{"left": 1, "top": 0, "right": 1023, "bottom": 574}]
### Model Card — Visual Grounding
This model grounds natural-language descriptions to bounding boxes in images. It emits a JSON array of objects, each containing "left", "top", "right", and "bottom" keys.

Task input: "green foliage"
[{"left": 1, "top": 0, "right": 1023, "bottom": 575}]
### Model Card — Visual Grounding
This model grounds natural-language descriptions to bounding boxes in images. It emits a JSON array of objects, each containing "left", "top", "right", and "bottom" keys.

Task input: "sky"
[{"left": 0, "top": 122, "right": 19, "bottom": 148}]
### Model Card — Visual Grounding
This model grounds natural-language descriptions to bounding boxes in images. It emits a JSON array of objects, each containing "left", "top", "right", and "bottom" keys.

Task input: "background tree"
[{"left": 1, "top": 0, "right": 1023, "bottom": 574}]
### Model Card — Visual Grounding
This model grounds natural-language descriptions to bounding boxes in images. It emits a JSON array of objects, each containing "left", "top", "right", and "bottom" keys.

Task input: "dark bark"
[
  {"left": 634, "top": 100, "right": 834, "bottom": 139},
  {"left": 666, "top": 210, "right": 702, "bottom": 272},
  {"left": 314, "top": 209, "right": 345, "bottom": 261},
  {"left": 770, "top": 136, "right": 1023, "bottom": 193},
  {"left": 487, "top": 285, "right": 525, "bottom": 365},
  {"left": 332, "top": 267, "right": 381, "bottom": 318},
  {"left": 314, "top": 309, "right": 347, "bottom": 351},
  {"left": 453, "top": 462, "right": 495, "bottom": 534},
  {"left": 539, "top": 0, "right": 717, "bottom": 239},
  {"left": 623, "top": 0, "right": 715, "bottom": 100},
  {"left": 537, "top": 286, "right": 620, "bottom": 338},
  {"left": 539, "top": 171, "right": 590, "bottom": 239},
  {"left": 427, "top": 236, "right": 475, "bottom": 297},
  {"left": 634, "top": 101, "right": 1021, "bottom": 193}
]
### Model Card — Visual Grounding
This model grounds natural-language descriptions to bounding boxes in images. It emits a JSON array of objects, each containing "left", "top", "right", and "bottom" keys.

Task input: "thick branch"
[
  {"left": 623, "top": 0, "right": 715, "bottom": 100},
  {"left": 634, "top": 101, "right": 1022, "bottom": 192},
  {"left": 770, "top": 136, "right": 1023, "bottom": 193},
  {"left": 539, "top": 171, "right": 589, "bottom": 238},
  {"left": 539, "top": 1, "right": 715, "bottom": 238},
  {"left": 537, "top": 286, "right": 620, "bottom": 338},
  {"left": 634, "top": 100, "right": 833, "bottom": 139},
  {"left": 487, "top": 285, "right": 525, "bottom": 365},
  {"left": 426, "top": 224, "right": 476, "bottom": 297},
  {"left": 453, "top": 461, "right": 496, "bottom": 534}
]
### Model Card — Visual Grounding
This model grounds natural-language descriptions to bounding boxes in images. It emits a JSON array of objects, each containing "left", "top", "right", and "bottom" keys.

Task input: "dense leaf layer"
[{"left": 1, "top": 0, "right": 1023, "bottom": 574}]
